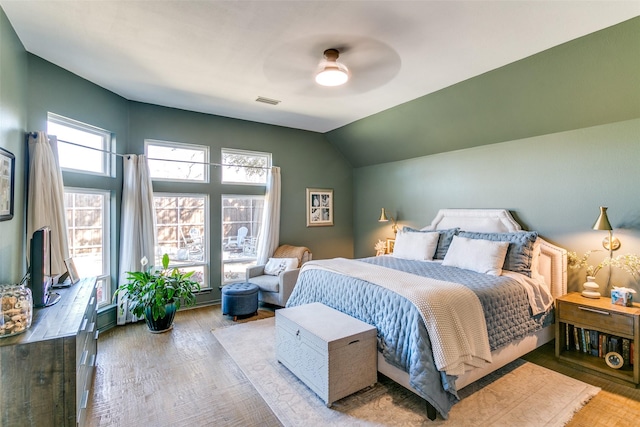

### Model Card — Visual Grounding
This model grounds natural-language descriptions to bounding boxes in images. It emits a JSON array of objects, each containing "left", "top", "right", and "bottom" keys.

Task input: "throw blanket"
[{"left": 300, "top": 258, "right": 492, "bottom": 376}]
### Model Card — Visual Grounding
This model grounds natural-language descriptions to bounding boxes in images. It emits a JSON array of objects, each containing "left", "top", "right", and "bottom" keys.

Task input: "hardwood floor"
[
  {"left": 88, "top": 305, "right": 640, "bottom": 426},
  {"left": 86, "top": 305, "right": 282, "bottom": 427}
]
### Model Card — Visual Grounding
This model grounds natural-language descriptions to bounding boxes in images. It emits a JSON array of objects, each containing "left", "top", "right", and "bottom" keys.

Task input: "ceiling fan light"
[
  {"left": 315, "top": 66, "right": 349, "bottom": 86},
  {"left": 315, "top": 48, "right": 349, "bottom": 86}
]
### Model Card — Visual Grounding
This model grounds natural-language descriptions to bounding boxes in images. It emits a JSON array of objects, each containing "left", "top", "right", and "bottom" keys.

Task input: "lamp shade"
[
  {"left": 378, "top": 208, "right": 389, "bottom": 222},
  {"left": 592, "top": 206, "right": 613, "bottom": 231},
  {"left": 315, "top": 49, "right": 349, "bottom": 87}
]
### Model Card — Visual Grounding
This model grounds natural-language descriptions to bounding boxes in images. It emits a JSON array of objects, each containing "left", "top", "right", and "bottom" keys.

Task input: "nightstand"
[{"left": 555, "top": 292, "right": 640, "bottom": 386}]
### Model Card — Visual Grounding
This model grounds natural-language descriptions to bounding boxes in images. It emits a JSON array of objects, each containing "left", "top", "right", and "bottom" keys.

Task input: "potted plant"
[{"left": 114, "top": 254, "right": 201, "bottom": 333}]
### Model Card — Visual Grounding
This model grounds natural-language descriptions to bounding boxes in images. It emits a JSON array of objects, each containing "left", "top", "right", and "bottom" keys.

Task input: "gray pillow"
[
  {"left": 457, "top": 231, "right": 538, "bottom": 277},
  {"left": 402, "top": 227, "right": 459, "bottom": 260}
]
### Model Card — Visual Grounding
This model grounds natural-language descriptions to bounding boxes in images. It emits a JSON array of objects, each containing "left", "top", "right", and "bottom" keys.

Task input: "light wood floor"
[{"left": 88, "top": 305, "right": 640, "bottom": 426}]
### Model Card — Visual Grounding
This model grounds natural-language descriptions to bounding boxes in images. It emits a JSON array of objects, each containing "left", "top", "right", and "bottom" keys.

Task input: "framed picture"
[
  {"left": 0, "top": 147, "right": 15, "bottom": 221},
  {"left": 306, "top": 188, "right": 333, "bottom": 227},
  {"left": 386, "top": 239, "right": 395, "bottom": 254},
  {"left": 64, "top": 258, "right": 81, "bottom": 284}
]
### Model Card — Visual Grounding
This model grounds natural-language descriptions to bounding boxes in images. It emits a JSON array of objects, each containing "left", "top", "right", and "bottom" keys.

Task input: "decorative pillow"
[
  {"left": 442, "top": 236, "right": 510, "bottom": 275},
  {"left": 404, "top": 226, "right": 459, "bottom": 260},
  {"left": 392, "top": 230, "right": 440, "bottom": 261},
  {"left": 264, "top": 257, "right": 299, "bottom": 276},
  {"left": 457, "top": 231, "right": 539, "bottom": 277}
]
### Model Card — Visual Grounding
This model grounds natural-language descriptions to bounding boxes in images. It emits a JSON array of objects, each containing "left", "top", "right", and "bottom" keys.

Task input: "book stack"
[{"left": 564, "top": 324, "right": 634, "bottom": 366}]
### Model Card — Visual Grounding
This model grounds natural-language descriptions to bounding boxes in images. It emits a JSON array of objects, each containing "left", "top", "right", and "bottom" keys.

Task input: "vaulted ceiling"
[{"left": 2, "top": 0, "right": 638, "bottom": 136}]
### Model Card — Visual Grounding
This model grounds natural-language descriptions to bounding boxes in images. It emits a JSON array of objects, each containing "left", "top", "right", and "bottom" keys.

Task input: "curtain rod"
[{"left": 27, "top": 132, "right": 270, "bottom": 170}]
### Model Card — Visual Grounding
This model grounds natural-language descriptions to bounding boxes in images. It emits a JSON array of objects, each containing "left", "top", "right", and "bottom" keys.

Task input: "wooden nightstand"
[{"left": 555, "top": 292, "right": 640, "bottom": 387}]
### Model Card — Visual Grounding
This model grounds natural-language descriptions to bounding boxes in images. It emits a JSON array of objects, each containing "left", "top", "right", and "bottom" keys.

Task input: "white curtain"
[
  {"left": 27, "top": 132, "right": 69, "bottom": 275},
  {"left": 256, "top": 166, "right": 281, "bottom": 265},
  {"left": 117, "top": 154, "right": 157, "bottom": 325}
]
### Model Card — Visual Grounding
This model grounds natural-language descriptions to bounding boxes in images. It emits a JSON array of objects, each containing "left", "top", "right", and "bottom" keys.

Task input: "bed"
[{"left": 286, "top": 209, "right": 567, "bottom": 420}]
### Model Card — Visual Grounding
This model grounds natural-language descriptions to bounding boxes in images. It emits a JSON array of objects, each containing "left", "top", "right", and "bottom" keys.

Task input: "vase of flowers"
[{"left": 568, "top": 251, "right": 640, "bottom": 298}]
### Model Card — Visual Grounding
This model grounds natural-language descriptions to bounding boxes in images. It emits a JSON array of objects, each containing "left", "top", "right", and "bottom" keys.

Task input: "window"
[
  {"left": 154, "top": 194, "right": 208, "bottom": 289},
  {"left": 65, "top": 189, "right": 111, "bottom": 307},
  {"left": 221, "top": 148, "right": 271, "bottom": 185},
  {"left": 146, "top": 140, "right": 209, "bottom": 182},
  {"left": 48, "top": 113, "right": 113, "bottom": 176},
  {"left": 222, "top": 195, "right": 264, "bottom": 284}
]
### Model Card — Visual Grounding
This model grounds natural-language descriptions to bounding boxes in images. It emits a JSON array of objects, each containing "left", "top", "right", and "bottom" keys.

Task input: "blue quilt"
[{"left": 286, "top": 256, "right": 554, "bottom": 419}]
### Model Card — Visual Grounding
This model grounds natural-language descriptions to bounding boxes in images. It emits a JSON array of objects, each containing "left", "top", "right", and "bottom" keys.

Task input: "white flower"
[
  {"left": 374, "top": 240, "right": 387, "bottom": 251},
  {"left": 140, "top": 256, "right": 148, "bottom": 267}
]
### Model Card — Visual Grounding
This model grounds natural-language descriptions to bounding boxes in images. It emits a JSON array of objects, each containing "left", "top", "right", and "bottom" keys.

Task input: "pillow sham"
[
  {"left": 442, "top": 236, "right": 510, "bottom": 276},
  {"left": 457, "top": 231, "right": 539, "bottom": 277},
  {"left": 392, "top": 229, "right": 440, "bottom": 261},
  {"left": 264, "top": 257, "right": 299, "bottom": 276},
  {"left": 403, "top": 226, "right": 459, "bottom": 260}
]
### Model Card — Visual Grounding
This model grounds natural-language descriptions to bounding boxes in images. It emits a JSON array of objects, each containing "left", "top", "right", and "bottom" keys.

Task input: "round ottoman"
[{"left": 221, "top": 282, "right": 259, "bottom": 321}]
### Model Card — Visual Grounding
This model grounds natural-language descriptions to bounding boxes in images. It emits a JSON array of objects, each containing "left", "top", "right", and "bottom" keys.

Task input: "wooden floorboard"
[
  {"left": 86, "top": 305, "right": 282, "bottom": 427},
  {"left": 88, "top": 305, "right": 640, "bottom": 426}
]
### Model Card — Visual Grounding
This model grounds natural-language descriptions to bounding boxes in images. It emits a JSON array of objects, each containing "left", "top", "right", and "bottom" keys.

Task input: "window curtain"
[
  {"left": 256, "top": 166, "right": 281, "bottom": 265},
  {"left": 117, "top": 154, "right": 157, "bottom": 325},
  {"left": 27, "top": 132, "right": 69, "bottom": 275}
]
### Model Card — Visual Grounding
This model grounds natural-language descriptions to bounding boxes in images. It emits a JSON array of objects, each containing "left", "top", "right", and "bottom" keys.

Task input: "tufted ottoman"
[{"left": 221, "top": 282, "right": 259, "bottom": 321}]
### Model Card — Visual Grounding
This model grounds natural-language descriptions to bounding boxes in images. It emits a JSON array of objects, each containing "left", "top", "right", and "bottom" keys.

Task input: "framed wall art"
[
  {"left": 0, "top": 147, "right": 15, "bottom": 221},
  {"left": 306, "top": 188, "right": 333, "bottom": 227},
  {"left": 386, "top": 239, "right": 395, "bottom": 254}
]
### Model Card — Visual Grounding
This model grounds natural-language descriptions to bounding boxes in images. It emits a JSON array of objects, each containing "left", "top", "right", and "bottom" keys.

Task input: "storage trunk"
[{"left": 276, "top": 302, "right": 377, "bottom": 406}]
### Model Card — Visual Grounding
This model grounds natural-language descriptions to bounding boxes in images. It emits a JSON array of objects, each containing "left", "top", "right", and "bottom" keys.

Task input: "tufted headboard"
[{"left": 422, "top": 209, "right": 567, "bottom": 298}]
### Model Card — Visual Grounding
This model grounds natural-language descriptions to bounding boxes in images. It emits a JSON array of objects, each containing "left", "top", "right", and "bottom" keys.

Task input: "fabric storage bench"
[{"left": 275, "top": 302, "right": 377, "bottom": 406}]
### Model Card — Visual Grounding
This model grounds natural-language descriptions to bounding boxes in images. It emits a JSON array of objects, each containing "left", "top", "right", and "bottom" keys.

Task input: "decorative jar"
[{"left": 0, "top": 283, "right": 33, "bottom": 338}]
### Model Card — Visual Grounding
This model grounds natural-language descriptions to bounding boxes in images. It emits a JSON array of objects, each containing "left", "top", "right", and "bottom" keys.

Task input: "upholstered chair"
[{"left": 246, "top": 245, "right": 312, "bottom": 306}]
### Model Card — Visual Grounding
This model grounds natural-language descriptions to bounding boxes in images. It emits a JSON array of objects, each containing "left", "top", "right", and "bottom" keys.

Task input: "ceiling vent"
[{"left": 256, "top": 96, "right": 281, "bottom": 106}]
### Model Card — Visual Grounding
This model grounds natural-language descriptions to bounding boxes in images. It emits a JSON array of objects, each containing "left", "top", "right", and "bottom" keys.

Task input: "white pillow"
[
  {"left": 264, "top": 257, "right": 299, "bottom": 276},
  {"left": 442, "top": 236, "right": 509, "bottom": 276},
  {"left": 392, "top": 230, "right": 440, "bottom": 261}
]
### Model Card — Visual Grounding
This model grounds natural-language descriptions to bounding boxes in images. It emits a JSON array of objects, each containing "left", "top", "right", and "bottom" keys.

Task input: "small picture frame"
[
  {"left": 306, "top": 188, "right": 333, "bottom": 227},
  {"left": 64, "top": 258, "right": 80, "bottom": 284},
  {"left": 386, "top": 239, "right": 395, "bottom": 254},
  {"left": 0, "top": 147, "right": 15, "bottom": 221}
]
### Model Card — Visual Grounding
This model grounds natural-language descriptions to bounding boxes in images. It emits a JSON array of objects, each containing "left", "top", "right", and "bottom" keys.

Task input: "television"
[{"left": 29, "top": 226, "right": 60, "bottom": 307}]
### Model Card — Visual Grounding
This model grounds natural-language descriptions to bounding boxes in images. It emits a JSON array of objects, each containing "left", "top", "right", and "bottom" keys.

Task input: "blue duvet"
[{"left": 286, "top": 256, "right": 554, "bottom": 418}]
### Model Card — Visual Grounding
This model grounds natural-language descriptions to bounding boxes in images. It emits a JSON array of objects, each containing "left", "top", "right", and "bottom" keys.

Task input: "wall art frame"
[
  {"left": 306, "top": 188, "right": 333, "bottom": 227},
  {"left": 386, "top": 238, "right": 395, "bottom": 254},
  {"left": 0, "top": 147, "right": 15, "bottom": 221}
]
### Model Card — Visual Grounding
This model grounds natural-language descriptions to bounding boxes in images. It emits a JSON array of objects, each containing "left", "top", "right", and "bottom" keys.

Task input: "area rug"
[{"left": 213, "top": 318, "right": 600, "bottom": 426}]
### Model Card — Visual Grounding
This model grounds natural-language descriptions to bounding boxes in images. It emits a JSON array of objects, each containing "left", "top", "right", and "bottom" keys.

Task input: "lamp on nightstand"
[
  {"left": 581, "top": 206, "right": 621, "bottom": 299},
  {"left": 378, "top": 208, "right": 398, "bottom": 235},
  {"left": 592, "top": 206, "right": 620, "bottom": 255}
]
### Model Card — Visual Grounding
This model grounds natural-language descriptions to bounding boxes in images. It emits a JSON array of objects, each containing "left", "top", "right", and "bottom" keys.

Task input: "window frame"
[
  {"left": 221, "top": 148, "right": 271, "bottom": 186},
  {"left": 154, "top": 192, "right": 210, "bottom": 290},
  {"left": 64, "top": 187, "right": 111, "bottom": 308},
  {"left": 221, "top": 194, "right": 265, "bottom": 285},
  {"left": 47, "top": 113, "right": 114, "bottom": 177},
  {"left": 145, "top": 139, "right": 210, "bottom": 183}
]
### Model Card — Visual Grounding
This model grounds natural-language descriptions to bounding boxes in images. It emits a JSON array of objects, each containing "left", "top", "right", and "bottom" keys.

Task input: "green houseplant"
[{"left": 114, "top": 254, "right": 201, "bottom": 333}]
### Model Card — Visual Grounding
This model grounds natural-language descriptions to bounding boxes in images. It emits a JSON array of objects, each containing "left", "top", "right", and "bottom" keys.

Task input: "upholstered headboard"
[{"left": 423, "top": 209, "right": 567, "bottom": 298}]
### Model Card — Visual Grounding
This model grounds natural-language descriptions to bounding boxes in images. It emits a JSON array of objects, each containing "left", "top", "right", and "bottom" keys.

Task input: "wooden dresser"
[{"left": 0, "top": 277, "right": 98, "bottom": 426}]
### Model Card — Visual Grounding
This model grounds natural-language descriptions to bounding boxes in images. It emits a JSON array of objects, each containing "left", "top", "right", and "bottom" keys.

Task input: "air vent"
[{"left": 256, "top": 96, "right": 281, "bottom": 106}]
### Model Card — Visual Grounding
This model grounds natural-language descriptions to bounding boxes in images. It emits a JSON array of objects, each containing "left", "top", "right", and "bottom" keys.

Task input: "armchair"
[{"left": 246, "top": 245, "right": 312, "bottom": 306}]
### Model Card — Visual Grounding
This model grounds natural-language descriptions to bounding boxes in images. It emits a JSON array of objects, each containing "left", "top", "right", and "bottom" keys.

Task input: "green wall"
[
  {"left": 356, "top": 119, "right": 640, "bottom": 293},
  {"left": 327, "top": 17, "right": 640, "bottom": 168},
  {"left": 0, "top": 8, "right": 27, "bottom": 283}
]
